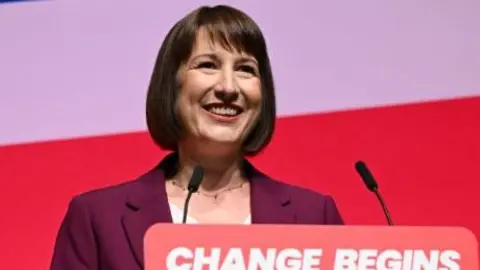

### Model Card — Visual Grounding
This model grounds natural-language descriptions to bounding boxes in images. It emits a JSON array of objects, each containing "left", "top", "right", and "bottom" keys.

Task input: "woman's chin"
[
  {"left": 198, "top": 128, "right": 242, "bottom": 143},
  {"left": 204, "top": 136, "right": 240, "bottom": 146},
  {"left": 196, "top": 134, "right": 242, "bottom": 151}
]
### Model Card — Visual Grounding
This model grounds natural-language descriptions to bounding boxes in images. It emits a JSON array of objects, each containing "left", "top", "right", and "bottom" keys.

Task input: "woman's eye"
[
  {"left": 238, "top": 65, "right": 257, "bottom": 75},
  {"left": 197, "top": 61, "right": 217, "bottom": 69}
]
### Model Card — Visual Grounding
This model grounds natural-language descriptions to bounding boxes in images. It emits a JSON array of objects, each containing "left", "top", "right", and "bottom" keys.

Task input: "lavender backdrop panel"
[{"left": 0, "top": 0, "right": 479, "bottom": 145}]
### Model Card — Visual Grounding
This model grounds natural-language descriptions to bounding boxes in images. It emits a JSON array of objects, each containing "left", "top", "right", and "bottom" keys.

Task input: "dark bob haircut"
[{"left": 146, "top": 5, "right": 276, "bottom": 155}]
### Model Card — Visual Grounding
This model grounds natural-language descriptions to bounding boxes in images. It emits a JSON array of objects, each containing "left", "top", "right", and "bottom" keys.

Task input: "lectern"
[{"left": 144, "top": 224, "right": 478, "bottom": 269}]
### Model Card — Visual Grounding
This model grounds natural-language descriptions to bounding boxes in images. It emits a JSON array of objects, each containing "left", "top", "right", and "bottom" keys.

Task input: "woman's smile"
[{"left": 201, "top": 103, "right": 244, "bottom": 123}]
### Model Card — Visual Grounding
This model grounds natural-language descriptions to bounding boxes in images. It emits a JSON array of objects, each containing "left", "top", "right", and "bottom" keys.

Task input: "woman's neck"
[{"left": 174, "top": 141, "right": 246, "bottom": 192}]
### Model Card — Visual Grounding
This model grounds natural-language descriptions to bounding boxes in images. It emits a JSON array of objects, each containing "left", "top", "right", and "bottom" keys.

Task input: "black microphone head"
[
  {"left": 355, "top": 160, "right": 378, "bottom": 192},
  {"left": 187, "top": 166, "right": 204, "bottom": 192}
]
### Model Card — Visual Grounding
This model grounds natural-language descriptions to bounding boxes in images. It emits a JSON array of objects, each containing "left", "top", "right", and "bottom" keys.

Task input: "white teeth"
[{"left": 208, "top": 106, "right": 239, "bottom": 116}]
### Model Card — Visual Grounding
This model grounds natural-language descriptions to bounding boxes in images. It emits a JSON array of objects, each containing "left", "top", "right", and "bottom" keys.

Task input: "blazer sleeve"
[
  {"left": 50, "top": 196, "right": 98, "bottom": 270},
  {"left": 323, "top": 195, "right": 345, "bottom": 225}
]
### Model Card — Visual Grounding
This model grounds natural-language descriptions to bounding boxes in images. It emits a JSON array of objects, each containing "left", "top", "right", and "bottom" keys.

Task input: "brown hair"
[{"left": 145, "top": 5, "right": 276, "bottom": 155}]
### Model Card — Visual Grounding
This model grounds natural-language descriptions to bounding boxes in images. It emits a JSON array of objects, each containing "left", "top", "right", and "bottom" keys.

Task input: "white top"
[{"left": 169, "top": 203, "right": 251, "bottom": 224}]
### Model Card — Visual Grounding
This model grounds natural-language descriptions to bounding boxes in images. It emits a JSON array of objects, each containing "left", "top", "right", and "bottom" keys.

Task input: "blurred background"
[{"left": 0, "top": 0, "right": 479, "bottom": 268}]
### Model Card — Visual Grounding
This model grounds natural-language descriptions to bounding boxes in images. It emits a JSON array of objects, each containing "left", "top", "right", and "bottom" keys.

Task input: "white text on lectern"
[{"left": 165, "top": 247, "right": 461, "bottom": 270}]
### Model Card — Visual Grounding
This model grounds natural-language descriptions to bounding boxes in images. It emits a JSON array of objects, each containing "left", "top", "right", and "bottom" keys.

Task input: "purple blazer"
[{"left": 50, "top": 153, "right": 344, "bottom": 270}]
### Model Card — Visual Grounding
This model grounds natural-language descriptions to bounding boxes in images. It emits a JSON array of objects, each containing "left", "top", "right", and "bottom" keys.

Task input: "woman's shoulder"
[
  {"left": 263, "top": 175, "right": 336, "bottom": 204},
  {"left": 69, "top": 168, "right": 164, "bottom": 210},
  {"left": 245, "top": 161, "right": 332, "bottom": 202},
  {"left": 254, "top": 172, "right": 344, "bottom": 224},
  {"left": 72, "top": 179, "right": 139, "bottom": 204}
]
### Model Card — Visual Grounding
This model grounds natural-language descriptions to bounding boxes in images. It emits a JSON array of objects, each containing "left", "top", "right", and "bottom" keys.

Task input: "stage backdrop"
[{"left": 0, "top": 0, "right": 479, "bottom": 269}]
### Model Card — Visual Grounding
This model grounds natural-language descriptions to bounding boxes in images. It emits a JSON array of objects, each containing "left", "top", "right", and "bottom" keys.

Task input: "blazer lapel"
[
  {"left": 121, "top": 168, "right": 173, "bottom": 268},
  {"left": 248, "top": 161, "right": 295, "bottom": 224},
  {"left": 121, "top": 155, "right": 296, "bottom": 268}
]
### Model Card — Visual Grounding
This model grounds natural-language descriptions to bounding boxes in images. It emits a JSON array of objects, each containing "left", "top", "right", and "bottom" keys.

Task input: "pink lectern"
[{"left": 144, "top": 224, "right": 478, "bottom": 269}]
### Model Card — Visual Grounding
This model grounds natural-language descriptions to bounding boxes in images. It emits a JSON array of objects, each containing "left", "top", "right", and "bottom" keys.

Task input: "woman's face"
[{"left": 176, "top": 28, "right": 262, "bottom": 149}]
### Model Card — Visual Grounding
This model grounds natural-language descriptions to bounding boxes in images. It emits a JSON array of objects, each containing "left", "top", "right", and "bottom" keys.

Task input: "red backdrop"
[{"left": 0, "top": 97, "right": 479, "bottom": 269}]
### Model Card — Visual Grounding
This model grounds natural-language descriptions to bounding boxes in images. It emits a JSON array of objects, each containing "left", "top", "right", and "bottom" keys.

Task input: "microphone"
[
  {"left": 354, "top": 161, "right": 394, "bottom": 226},
  {"left": 182, "top": 166, "right": 204, "bottom": 224}
]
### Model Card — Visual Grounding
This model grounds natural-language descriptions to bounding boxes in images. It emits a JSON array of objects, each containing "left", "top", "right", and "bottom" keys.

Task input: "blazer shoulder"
[
  {"left": 266, "top": 177, "right": 345, "bottom": 225},
  {"left": 71, "top": 178, "right": 140, "bottom": 206},
  {"left": 68, "top": 167, "right": 165, "bottom": 214},
  {"left": 266, "top": 176, "right": 333, "bottom": 202}
]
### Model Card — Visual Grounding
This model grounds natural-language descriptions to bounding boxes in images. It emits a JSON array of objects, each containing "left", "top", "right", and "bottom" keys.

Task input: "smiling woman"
[
  {"left": 50, "top": 5, "right": 344, "bottom": 270},
  {"left": 163, "top": 28, "right": 265, "bottom": 158},
  {"left": 146, "top": 5, "right": 275, "bottom": 157}
]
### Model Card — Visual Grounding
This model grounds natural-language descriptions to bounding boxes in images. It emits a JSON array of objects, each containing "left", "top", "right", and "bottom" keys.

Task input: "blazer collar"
[
  {"left": 243, "top": 158, "right": 294, "bottom": 224},
  {"left": 121, "top": 171, "right": 169, "bottom": 267},
  {"left": 121, "top": 152, "right": 294, "bottom": 268}
]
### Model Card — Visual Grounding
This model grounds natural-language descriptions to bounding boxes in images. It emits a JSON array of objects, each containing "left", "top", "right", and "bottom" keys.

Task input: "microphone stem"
[
  {"left": 374, "top": 190, "right": 394, "bottom": 226},
  {"left": 182, "top": 191, "right": 194, "bottom": 224}
]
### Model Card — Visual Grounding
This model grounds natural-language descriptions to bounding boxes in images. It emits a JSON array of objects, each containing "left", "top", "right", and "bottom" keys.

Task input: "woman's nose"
[
  {"left": 214, "top": 88, "right": 239, "bottom": 103},
  {"left": 214, "top": 70, "right": 239, "bottom": 103},
  {"left": 218, "top": 69, "right": 236, "bottom": 93}
]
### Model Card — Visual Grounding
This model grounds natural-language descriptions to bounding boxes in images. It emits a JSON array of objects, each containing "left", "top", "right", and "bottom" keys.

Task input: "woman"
[{"left": 50, "top": 5, "right": 344, "bottom": 270}]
